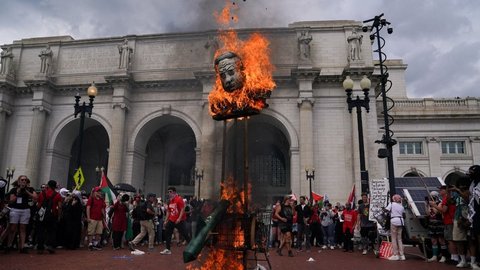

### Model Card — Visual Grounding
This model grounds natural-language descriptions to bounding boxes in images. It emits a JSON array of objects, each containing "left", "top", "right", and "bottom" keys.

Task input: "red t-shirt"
[
  {"left": 168, "top": 195, "right": 186, "bottom": 222},
  {"left": 87, "top": 196, "right": 106, "bottom": 221},
  {"left": 342, "top": 209, "right": 358, "bottom": 233},
  {"left": 36, "top": 189, "right": 63, "bottom": 216},
  {"left": 441, "top": 196, "right": 455, "bottom": 225}
]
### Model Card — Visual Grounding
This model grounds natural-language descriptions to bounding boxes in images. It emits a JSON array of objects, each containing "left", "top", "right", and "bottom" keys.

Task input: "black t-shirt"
[{"left": 8, "top": 187, "right": 35, "bottom": 209}]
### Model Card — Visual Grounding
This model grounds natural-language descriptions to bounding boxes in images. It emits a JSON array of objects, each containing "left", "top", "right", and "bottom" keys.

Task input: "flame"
[
  {"left": 208, "top": 2, "right": 276, "bottom": 119},
  {"left": 186, "top": 249, "right": 244, "bottom": 270},
  {"left": 213, "top": 1, "right": 238, "bottom": 26}
]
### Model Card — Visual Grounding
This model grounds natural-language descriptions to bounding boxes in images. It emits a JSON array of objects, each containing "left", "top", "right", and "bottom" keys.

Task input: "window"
[
  {"left": 442, "top": 141, "right": 465, "bottom": 154},
  {"left": 399, "top": 142, "right": 422, "bottom": 155}
]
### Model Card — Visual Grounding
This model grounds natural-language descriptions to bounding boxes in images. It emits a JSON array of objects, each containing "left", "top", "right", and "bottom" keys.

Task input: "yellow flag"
[{"left": 73, "top": 167, "right": 85, "bottom": 190}]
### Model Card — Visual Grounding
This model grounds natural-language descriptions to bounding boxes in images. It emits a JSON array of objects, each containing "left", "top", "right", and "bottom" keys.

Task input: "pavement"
[{"left": 0, "top": 244, "right": 460, "bottom": 270}]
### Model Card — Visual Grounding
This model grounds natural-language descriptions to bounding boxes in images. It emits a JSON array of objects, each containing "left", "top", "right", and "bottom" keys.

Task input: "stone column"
[
  {"left": 194, "top": 71, "right": 217, "bottom": 200},
  {"left": 427, "top": 137, "right": 441, "bottom": 176},
  {"left": 470, "top": 137, "right": 480, "bottom": 165},
  {"left": 105, "top": 75, "right": 131, "bottom": 185},
  {"left": 24, "top": 80, "right": 53, "bottom": 187},
  {"left": 294, "top": 69, "right": 318, "bottom": 196}
]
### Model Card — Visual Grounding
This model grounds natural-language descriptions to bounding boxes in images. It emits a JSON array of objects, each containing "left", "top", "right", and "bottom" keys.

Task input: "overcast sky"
[{"left": 1, "top": 0, "right": 479, "bottom": 98}]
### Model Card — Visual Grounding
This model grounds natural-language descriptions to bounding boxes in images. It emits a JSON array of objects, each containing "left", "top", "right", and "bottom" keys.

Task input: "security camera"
[
  {"left": 387, "top": 27, "right": 393, "bottom": 34},
  {"left": 362, "top": 25, "right": 369, "bottom": 32},
  {"left": 370, "top": 34, "right": 375, "bottom": 41}
]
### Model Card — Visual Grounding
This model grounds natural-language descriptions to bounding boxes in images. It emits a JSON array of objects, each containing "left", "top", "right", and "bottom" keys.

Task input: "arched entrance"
[
  {"left": 225, "top": 115, "right": 291, "bottom": 206},
  {"left": 444, "top": 171, "right": 468, "bottom": 187},
  {"left": 134, "top": 115, "right": 197, "bottom": 198},
  {"left": 51, "top": 118, "right": 109, "bottom": 191}
]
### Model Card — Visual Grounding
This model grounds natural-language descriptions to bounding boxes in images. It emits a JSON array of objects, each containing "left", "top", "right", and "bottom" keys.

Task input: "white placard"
[{"left": 368, "top": 178, "right": 390, "bottom": 222}]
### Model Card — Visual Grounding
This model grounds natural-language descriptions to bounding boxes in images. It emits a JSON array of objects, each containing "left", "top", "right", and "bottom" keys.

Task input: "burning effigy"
[
  {"left": 184, "top": 2, "right": 275, "bottom": 269},
  {"left": 208, "top": 5, "right": 275, "bottom": 120}
]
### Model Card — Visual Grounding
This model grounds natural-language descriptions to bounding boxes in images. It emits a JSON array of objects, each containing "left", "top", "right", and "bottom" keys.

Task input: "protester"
[
  {"left": 36, "top": 180, "right": 62, "bottom": 254},
  {"left": 385, "top": 194, "right": 405, "bottom": 261},
  {"left": 357, "top": 193, "right": 376, "bottom": 255},
  {"left": 4, "top": 175, "right": 37, "bottom": 253},
  {"left": 295, "top": 196, "right": 312, "bottom": 251},
  {"left": 426, "top": 190, "right": 447, "bottom": 262},
  {"left": 63, "top": 190, "right": 84, "bottom": 250},
  {"left": 275, "top": 195, "right": 295, "bottom": 257},
  {"left": 112, "top": 193, "right": 129, "bottom": 250},
  {"left": 160, "top": 187, "right": 191, "bottom": 255},
  {"left": 342, "top": 202, "right": 357, "bottom": 252},
  {"left": 86, "top": 187, "right": 106, "bottom": 251},
  {"left": 129, "top": 193, "right": 156, "bottom": 251},
  {"left": 320, "top": 202, "right": 335, "bottom": 249}
]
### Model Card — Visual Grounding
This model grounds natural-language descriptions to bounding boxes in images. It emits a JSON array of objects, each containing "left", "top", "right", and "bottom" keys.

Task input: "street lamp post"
[
  {"left": 343, "top": 75, "right": 371, "bottom": 194},
  {"left": 195, "top": 168, "right": 203, "bottom": 200},
  {"left": 195, "top": 168, "right": 204, "bottom": 199},
  {"left": 73, "top": 82, "right": 98, "bottom": 170},
  {"left": 305, "top": 168, "right": 315, "bottom": 205},
  {"left": 5, "top": 167, "right": 15, "bottom": 192},
  {"left": 362, "top": 14, "right": 397, "bottom": 196}
]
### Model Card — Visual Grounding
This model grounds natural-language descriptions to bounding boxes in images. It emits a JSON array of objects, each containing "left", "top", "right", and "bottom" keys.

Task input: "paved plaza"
[{"left": 1, "top": 245, "right": 457, "bottom": 270}]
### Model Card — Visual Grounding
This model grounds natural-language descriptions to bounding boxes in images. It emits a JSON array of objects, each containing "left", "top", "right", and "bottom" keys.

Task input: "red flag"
[
  {"left": 311, "top": 191, "right": 323, "bottom": 202},
  {"left": 347, "top": 184, "right": 356, "bottom": 205}
]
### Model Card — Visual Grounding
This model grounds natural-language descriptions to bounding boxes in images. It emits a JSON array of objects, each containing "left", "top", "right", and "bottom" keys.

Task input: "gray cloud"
[{"left": 1, "top": 0, "right": 479, "bottom": 98}]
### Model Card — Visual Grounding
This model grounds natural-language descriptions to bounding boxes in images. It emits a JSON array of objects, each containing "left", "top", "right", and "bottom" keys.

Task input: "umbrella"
[{"left": 113, "top": 183, "right": 136, "bottom": 193}]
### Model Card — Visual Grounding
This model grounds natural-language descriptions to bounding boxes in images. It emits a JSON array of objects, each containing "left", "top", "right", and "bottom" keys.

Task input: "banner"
[
  {"left": 73, "top": 167, "right": 85, "bottom": 190},
  {"left": 368, "top": 178, "right": 390, "bottom": 222}
]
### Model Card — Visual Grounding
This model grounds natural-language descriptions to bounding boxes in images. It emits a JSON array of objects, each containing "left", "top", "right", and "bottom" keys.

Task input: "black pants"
[
  {"left": 344, "top": 228, "right": 354, "bottom": 251},
  {"left": 36, "top": 218, "right": 57, "bottom": 250},
  {"left": 112, "top": 231, "right": 124, "bottom": 248},
  {"left": 165, "top": 220, "right": 191, "bottom": 250}
]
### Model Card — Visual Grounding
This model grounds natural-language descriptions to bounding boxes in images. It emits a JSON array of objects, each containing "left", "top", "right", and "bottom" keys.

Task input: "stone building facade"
[{"left": 0, "top": 20, "right": 479, "bottom": 204}]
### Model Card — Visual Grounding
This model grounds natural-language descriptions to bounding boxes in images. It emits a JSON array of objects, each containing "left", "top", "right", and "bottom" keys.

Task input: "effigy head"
[{"left": 214, "top": 51, "right": 245, "bottom": 93}]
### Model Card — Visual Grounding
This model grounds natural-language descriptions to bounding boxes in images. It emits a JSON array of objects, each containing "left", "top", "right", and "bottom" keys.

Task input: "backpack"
[
  {"left": 37, "top": 190, "right": 57, "bottom": 222},
  {"left": 132, "top": 202, "right": 147, "bottom": 220}
]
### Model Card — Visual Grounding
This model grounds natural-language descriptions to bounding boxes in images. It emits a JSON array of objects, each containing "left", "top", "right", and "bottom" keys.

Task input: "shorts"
[
  {"left": 87, "top": 219, "right": 104, "bottom": 235},
  {"left": 9, "top": 208, "right": 30, "bottom": 224},
  {"left": 453, "top": 220, "right": 467, "bottom": 241},
  {"left": 444, "top": 224, "right": 453, "bottom": 241}
]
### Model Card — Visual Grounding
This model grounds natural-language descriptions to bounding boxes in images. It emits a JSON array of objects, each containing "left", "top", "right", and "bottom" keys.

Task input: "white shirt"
[{"left": 386, "top": 202, "right": 405, "bottom": 226}]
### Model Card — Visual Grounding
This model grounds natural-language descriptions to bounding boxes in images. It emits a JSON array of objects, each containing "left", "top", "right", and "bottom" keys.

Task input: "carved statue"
[
  {"left": 215, "top": 51, "right": 245, "bottom": 93},
  {"left": 39, "top": 44, "right": 53, "bottom": 74},
  {"left": 118, "top": 39, "right": 133, "bottom": 69},
  {"left": 0, "top": 47, "right": 13, "bottom": 75},
  {"left": 347, "top": 29, "right": 363, "bottom": 61},
  {"left": 298, "top": 30, "right": 312, "bottom": 61}
]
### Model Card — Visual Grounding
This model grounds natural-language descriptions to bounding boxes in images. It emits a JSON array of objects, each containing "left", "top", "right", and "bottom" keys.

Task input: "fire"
[
  {"left": 221, "top": 176, "right": 250, "bottom": 214},
  {"left": 208, "top": 2, "right": 276, "bottom": 120},
  {"left": 186, "top": 249, "right": 244, "bottom": 270}
]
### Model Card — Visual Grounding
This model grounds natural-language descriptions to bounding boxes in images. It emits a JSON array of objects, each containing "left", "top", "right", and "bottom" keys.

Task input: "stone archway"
[
  {"left": 225, "top": 114, "right": 291, "bottom": 206},
  {"left": 132, "top": 115, "right": 197, "bottom": 198},
  {"left": 51, "top": 118, "right": 109, "bottom": 191},
  {"left": 444, "top": 171, "right": 468, "bottom": 187}
]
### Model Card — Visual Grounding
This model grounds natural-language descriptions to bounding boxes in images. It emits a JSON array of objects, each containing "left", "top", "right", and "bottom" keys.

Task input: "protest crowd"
[{"left": 0, "top": 164, "right": 480, "bottom": 269}]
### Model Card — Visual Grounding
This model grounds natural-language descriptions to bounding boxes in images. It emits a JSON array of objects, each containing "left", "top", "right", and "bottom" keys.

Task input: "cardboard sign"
[{"left": 369, "top": 178, "right": 390, "bottom": 222}]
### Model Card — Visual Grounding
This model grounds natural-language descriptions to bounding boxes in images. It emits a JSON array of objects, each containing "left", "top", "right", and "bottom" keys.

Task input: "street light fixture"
[
  {"left": 305, "top": 168, "right": 315, "bottom": 205},
  {"left": 73, "top": 82, "right": 98, "bottom": 171},
  {"left": 195, "top": 168, "right": 204, "bottom": 199},
  {"left": 363, "top": 13, "right": 397, "bottom": 197},
  {"left": 5, "top": 166, "right": 15, "bottom": 192},
  {"left": 344, "top": 75, "right": 371, "bottom": 194}
]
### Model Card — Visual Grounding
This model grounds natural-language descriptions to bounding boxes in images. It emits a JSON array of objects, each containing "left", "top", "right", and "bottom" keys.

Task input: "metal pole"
[
  {"left": 309, "top": 175, "right": 313, "bottom": 205},
  {"left": 374, "top": 19, "right": 396, "bottom": 196},
  {"left": 356, "top": 103, "right": 368, "bottom": 193},
  {"left": 76, "top": 105, "right": 86, "bottom": 169}
]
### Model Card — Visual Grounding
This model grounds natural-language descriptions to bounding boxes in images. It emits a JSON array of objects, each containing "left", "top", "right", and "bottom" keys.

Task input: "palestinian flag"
[
  {"left": 99, "top": 170, "right": 118, "bottom": 206},
  {"left": 311, "top": 191, "right": 323, "bottom": 203},
  {"left": 347, "top": 184, "right": 356, "bottom": 208}
]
